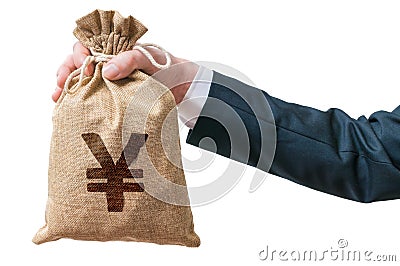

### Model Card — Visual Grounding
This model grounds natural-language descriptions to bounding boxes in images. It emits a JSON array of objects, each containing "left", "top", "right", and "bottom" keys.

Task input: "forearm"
[
  {"left": 266, "top": 95, "right": 400, "bottom": 202},
  {"left": 187, "top": 71, "right": 400, "bottom": 202}
]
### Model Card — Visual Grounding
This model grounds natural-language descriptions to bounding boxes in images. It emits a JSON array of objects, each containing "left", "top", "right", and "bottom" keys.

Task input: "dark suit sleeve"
[{"left": 186, "top": 71, "right": 400, "bottom": 202}]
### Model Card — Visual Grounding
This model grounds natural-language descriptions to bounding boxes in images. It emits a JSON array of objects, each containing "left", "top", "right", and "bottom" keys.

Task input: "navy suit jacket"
[{"left": 186, "top": 71, "right": 400, "bottom": 202}]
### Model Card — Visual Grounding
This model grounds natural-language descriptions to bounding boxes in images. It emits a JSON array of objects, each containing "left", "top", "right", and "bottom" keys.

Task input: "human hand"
[{"left": 53, "top": 42, "right": 198, "bottom": 104}]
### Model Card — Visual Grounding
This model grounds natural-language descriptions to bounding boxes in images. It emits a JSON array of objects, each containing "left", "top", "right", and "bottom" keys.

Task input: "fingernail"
[
  {"left": 52, "top": 90, "right": 60, "bottom": 102},
  {"left": 84, "top": 64, "right": 93, "bottom": 76},
  {"left": 53, "top": 87, "right": 62, "bottom": 94},
  {"left": 103, "top": 64, "right": 119, "bottom": 79}
]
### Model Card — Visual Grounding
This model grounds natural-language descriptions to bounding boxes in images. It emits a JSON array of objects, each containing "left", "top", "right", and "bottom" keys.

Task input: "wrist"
[{"left": 170, "top": 57, "right": 199, "bottom": 104}]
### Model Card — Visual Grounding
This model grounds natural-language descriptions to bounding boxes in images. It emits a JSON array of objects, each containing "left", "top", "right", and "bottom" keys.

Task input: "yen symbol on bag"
[{"left": 82, "top": 133, "right": 148, "bottom": 212}]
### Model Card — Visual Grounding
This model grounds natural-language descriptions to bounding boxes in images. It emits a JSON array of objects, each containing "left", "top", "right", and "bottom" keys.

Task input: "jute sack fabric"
[{"left": 33, "top": 9, "right": 200, "bottom": 247}]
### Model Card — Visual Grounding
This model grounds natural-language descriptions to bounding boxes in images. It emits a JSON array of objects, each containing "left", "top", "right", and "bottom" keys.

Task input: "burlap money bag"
[{"left": 33, "top": 9, "right": 200, "bottom": 247}]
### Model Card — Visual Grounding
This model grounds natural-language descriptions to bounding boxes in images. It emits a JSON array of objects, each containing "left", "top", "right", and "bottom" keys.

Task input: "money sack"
[{"left": 33, "top": 9, "right": 200, "bottom": 247}]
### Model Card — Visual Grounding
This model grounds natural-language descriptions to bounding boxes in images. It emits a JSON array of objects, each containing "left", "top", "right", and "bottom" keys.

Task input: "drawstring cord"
[{"left": 65, "top": 43, "right": 171, "bottom": 94}]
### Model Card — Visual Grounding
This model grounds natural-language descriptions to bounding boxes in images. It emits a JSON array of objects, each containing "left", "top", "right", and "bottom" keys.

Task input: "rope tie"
[{"left": 65, "top": 43, "right": 171, "bottom": 94}]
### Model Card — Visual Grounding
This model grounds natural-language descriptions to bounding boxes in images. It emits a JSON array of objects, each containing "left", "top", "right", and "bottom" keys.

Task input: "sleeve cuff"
[{"left": 177, "top": 66, "right": 213, "bottom": 128}]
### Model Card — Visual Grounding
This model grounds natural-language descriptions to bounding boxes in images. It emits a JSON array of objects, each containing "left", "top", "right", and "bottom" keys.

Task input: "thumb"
[{"left": 102, "top": 50, "right": 144, "bottom": 80}]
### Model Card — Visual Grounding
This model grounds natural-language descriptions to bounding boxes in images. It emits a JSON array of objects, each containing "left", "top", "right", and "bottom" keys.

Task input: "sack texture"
[{"left": 33, "top": 9, "right": 200, "bottom": 247}]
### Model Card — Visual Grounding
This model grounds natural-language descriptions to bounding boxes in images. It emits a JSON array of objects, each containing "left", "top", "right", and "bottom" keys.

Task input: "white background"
[{"left": 1, "top": 0, "right": 400, "bottom": 265}]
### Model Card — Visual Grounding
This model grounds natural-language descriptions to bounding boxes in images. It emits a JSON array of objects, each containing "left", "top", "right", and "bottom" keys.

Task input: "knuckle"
[
  {"left": 122, "top": 51, "right": 137, "bottom": 69},
  {"left": 73, "top": 41, "right": 81, "bottom": 52}
]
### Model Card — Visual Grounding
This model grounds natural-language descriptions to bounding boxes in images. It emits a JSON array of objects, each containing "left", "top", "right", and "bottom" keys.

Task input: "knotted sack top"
[
  {"left": 63, "top": 10, "right": 171, "bottom": 94},
  {"left": 73, "top": 9, "right": 148, "bottom": 55}
]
